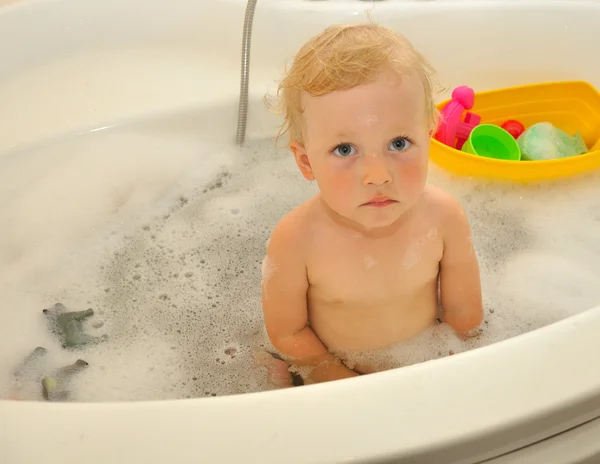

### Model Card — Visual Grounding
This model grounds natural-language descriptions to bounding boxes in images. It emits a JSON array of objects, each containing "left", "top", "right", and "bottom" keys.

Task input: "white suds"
[{"left": 1, "top": 110, "right": 599, "bottom": 401}]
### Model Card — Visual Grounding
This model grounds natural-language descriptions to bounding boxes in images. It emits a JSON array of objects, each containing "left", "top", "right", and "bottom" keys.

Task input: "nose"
[{"left": 361, "top": 153, "right": 392, "bottom": 186}]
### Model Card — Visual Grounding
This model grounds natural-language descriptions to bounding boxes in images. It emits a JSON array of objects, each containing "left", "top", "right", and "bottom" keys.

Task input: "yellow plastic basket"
[{"left": 429, "top": 81, "right": 600, "bottom": 182}]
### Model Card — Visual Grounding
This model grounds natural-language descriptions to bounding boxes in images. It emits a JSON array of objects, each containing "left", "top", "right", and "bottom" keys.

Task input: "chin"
[{"left": 359, "top": 214, "right": 402, "bottom": 230}]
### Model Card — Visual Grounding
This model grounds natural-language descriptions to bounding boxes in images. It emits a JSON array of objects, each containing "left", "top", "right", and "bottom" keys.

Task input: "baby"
[{"left": 258, "top": 23, "right": 483, "bottom": 386}]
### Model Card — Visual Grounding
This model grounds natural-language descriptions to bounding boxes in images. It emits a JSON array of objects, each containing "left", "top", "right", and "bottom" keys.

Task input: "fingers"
[
  {"left": 253, "top": 350, "right": 294, "bottom": 387},
  {"left": 457, "top": 328, "right": 483, "bottom": 341},
  {"left": 269, "top": 368, "right": 294, "bottom": 388}
]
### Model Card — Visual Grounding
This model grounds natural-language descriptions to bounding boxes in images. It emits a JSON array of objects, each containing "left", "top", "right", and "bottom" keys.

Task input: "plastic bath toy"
[
  {"left": 517, "top": 122, "right": 588, "bottom": 161},
  {"left": 43, "top": 302, "right": 108, "bottom": 348},
  {"left": 12, "top": 346, "right": 47, "bottom": 377},
  {"left": 9, "top": 347, "right": 89, "bottom": 401},
  {"left": 9, "top": 347, "right": 48, "bottom": 400},
  {"left": 42, "top": 359, "right": 89, "bottom": 401},
  {"left": 429, "top": 81, "right": 600, "bottom": 182},
  {"left": 501, "top": 120, "right": 525, "bottom": 139},
  {"left": 434, "top": 85, "right": 481, "bottom": 150},
  {"left": 462, "top": 124, "right": 521, "bottom": 161}
]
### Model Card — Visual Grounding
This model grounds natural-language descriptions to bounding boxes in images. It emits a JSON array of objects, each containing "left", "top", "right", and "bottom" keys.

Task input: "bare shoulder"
[
  {"left": 420, "top": 184, "right": 468, "bottom": 226},
  {"left": 266, "top": 196, "right": 318, "bottom": 256}
]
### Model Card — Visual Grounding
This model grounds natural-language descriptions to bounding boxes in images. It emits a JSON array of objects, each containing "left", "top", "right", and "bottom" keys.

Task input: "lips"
[{"left": 362, "top": 197, "right": 397, "bottom": 207}]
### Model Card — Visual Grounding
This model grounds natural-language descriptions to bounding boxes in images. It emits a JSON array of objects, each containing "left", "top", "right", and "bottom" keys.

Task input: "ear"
[
  {"left": 430, "top": 112, "right": 442, "bottom": 137},
  {"left": 290, "top": 141, "right": 315, "bottom": 181},
  {"left": 428, "top": 121, "right": 437, "bottom": 138}
]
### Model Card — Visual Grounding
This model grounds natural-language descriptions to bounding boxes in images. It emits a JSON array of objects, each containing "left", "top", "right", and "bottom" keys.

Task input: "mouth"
[{"left": 361, "top": 197, "right": 397, "bottom": 208}]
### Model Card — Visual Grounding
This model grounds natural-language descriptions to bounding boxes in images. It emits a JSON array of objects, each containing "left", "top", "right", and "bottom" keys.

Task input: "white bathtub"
[{"left": 1, "top": 0, "right": 600, "bottom": 463}]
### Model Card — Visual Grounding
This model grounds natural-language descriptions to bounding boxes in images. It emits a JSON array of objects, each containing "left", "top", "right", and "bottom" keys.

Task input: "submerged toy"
[
  {"left": 434, "top": 85, "right": 481, "bottom": 150},
  {"left": 9, "top": 346, "right": 48, "bottom": 400},
  {"left": 9, "top": 347, "right": 89, "bottom": 402},
  {"left": 43, "top": 303, "right": 108, "bottom": 348},
  {"left": 517, "top": 122, "right": 588, "bottom": 161},
  {"left": 8, "top": 301, "right": 104, "bottom": 400},
  {"left": 42, "top": 359, "right": 89, "bottom": 401},
  {"left": 12, "top": 346, "right": 47, "bottom": 377}
]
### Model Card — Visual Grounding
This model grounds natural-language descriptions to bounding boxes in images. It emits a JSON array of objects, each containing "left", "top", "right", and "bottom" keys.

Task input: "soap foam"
[{"left": 1, "top": 114, "right": 599, "bottom": 401}]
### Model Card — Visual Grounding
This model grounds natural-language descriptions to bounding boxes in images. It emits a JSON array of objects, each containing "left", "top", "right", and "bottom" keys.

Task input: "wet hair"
[{"left": 267, "top": 23, "right": 440, "bottom": 146}]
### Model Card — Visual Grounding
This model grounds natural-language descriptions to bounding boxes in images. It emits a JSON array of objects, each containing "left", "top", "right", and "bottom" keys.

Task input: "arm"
[
  {"left": 261, "top": 217, "right": 359, "bottom": 383},
  {"left": 439, "top": 197, "right": 484, "bottom": 336}
]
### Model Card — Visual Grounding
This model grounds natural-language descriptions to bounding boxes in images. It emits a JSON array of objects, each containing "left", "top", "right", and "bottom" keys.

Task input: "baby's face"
[{"left": 292, "top": 71, "right": 431, "bottom": 231}]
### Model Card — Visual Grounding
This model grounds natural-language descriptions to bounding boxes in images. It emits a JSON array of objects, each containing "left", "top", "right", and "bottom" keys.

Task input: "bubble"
[{"left": 224, "top": 347, "right": 237, "bottom": 358}]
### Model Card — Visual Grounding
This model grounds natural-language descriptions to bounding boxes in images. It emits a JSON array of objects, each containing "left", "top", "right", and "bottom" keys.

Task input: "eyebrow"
[
  {"left": 329, "top": 126, "right": 414, "bottom": 139},
  {"left": 330, "top": 131, "right": 358, "bottom": 140}
]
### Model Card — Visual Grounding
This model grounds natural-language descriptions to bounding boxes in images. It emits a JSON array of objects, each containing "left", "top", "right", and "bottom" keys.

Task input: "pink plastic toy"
[{"left": 434, "top": 86, "right": 481, "bottom": 150}]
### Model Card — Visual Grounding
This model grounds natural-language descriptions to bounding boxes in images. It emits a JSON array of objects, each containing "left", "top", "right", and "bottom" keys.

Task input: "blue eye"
[
  {"left": 333, "top": 144, "right": 357, "bottom": 157},
  {"left": 389, "top": 137, "right": 412, "bottom": 152}
]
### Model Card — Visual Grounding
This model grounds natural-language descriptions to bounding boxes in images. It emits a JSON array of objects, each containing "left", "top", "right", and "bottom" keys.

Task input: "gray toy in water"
[
  {"left": 42, "top": 359, "right": 89, "bottom": 401},
  {"left": 43, "top": 303, "right": 108, "bottom": 348}
]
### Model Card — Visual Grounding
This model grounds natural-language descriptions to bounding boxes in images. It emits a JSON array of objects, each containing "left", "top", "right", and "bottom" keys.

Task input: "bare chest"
[{"left": 307, "top": 227, "right": 443, "bottom": 306}]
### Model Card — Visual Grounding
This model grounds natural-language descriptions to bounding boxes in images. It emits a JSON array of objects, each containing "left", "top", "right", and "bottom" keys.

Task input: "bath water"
[{"left": 0, "top": 114, "right": 599, "bottom": 401}]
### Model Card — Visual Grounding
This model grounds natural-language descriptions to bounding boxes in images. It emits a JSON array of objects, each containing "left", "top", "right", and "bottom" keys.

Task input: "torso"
[{"left": 302, "top": 188, "right": 444, "bottom": 352}]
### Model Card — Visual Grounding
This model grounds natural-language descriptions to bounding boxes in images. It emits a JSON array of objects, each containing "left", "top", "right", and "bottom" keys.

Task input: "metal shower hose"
[{"left": 235, "top": 0, "right": 258, "bottom": 146}]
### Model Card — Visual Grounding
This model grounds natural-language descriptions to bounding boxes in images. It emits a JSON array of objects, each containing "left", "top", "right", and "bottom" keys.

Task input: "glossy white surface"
[
  {"left": 1, "top": 1, "right": 600, "bottom": 463},
  {"left": 486, "top": 417, "right": 600, "bottom": 463}
]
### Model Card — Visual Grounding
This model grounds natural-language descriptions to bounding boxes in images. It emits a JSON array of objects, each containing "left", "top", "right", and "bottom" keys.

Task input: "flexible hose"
[{"left": 235, "top": 0, "right": 258, "bottom": 145}]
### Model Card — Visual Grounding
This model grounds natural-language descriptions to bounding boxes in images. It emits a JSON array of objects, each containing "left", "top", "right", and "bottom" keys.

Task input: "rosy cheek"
[
  {"left": 319, "top": 165, "right": 355, "bottom": 205},
  {"left": 401, "top": 167, "right": 424, "bottom": 186},
  {"left": 328, "top": 173, "right": 354, "bottom": 193},
  {"left": 394, "top": 154, "right": 427, "bottom": 185}
]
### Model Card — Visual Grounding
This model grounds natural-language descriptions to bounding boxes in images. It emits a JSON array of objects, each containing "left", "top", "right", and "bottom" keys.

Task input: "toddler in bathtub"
[{"left": 257, "top": 23, "right": 483, "bottom": 386}]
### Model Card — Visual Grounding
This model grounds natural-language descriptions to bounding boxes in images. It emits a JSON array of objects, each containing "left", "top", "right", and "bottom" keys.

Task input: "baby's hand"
[
  {"left": 456, "top": 328, "right": 483, "bottom": 341},
  {"left": 253, "top": 351, "right": 295, "bottom": 388}
]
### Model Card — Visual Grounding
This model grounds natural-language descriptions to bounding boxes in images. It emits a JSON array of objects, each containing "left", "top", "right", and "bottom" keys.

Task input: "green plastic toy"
[
  {"left": 461, "top": 124, "right": 522, "bottom": 161},
  {"left": 43, "top": 303, "right": 107, "bottom": 348},
  {"left": 42, "top": 359, "right": 89, "bottom": 401}
]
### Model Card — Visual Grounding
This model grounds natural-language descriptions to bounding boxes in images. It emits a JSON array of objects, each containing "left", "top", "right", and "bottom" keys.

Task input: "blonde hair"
[{"left": 268, "top": 23, "right": 439, "bottom": 146}]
